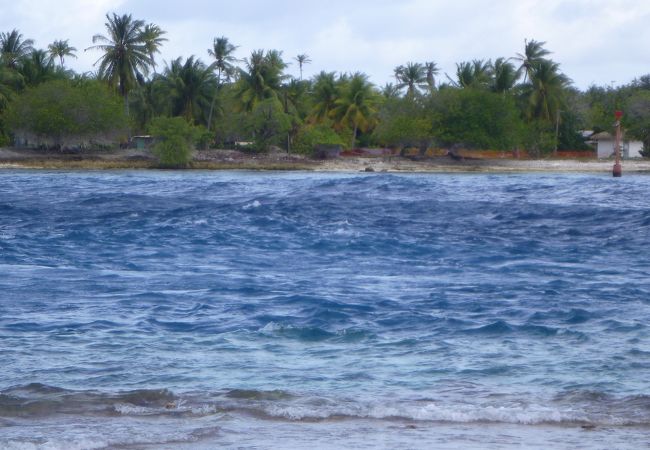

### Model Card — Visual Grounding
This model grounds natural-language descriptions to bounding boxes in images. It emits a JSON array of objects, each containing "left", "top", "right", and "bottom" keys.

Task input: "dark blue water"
[{"left": 1, "top": 170, "right": 649, "bottom": 449}]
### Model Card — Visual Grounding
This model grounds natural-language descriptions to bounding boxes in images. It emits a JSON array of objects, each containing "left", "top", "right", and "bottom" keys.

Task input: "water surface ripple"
[{"left": 1, "top": 170, "right": 649, "bottom": 449}]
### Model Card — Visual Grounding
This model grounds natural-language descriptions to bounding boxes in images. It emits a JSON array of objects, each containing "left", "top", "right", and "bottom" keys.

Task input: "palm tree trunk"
[
  {"left": 351, "top": 123, "right": 358, "bottom": 149},
  {"left": 207, "top": 71, "right": 222, "bottom": 133},
  {"left": 207, "top": 94, "right": 216, "bottom": 132}
]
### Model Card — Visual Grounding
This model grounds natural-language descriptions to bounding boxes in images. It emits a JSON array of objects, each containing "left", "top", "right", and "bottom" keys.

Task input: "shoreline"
[{"left": 1, "top": 147, "right": 650, "bottom": 173}]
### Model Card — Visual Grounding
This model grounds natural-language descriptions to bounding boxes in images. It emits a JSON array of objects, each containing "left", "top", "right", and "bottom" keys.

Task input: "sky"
[{"left": 2, "top": 0, "right": 650, "bottom": 90}]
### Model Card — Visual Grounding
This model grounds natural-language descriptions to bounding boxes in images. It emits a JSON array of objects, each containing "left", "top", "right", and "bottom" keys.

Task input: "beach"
[{"left": 2, "top": 147, "right": 650, "bottom": 173}]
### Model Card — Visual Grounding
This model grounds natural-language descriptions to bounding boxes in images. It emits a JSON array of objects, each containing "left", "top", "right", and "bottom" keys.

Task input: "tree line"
[{"left": 1, "top": 12, "right": 650, "bottom": 158}]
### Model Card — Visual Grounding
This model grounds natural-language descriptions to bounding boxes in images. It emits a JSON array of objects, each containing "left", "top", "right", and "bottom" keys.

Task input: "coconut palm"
[
  {"left": 395, "top": 62, "right": 427, "bottom": 97},
  {"left": 381, "top": 82, "right": 400, "bottom": 99},
  {"left": 0, "top": 29, "right": 34, "bottom": 69},
  {"left": 47, "top": 39, "right": 77, "bottom": 67},
  {"left": 294, "top": 53, "right": 311, "bottom": 80},
  {"left": 86, "top": 13, "right": 152, "bottom": 112},
  {"left": 129, "top": 79, "right": 162, "bottom": 131},
  {"left": 309, "top": 71, "right": 339, "bottom": 123},
  {"left": 140, "top": 23, "right": 167, "bottom": 74},
  {"left": 159, "top": 56, "right": 218, "bottom": 124},
  {"left": 20, "top": 49, "right": 62, "bottom": 86},
  {"left": 206, "top": 36, "right": 238, "bottom": 130},
  {"left": 515, "top": 39, "right": 551, "bottom": 83},
  {"left": 0, "top": 66, "right": 23, "bottom": 107},
  {"left": 491, "top": 57, "right": 519, "bottom": 93},
  {"left": 525, "top": 59, "right": 570, "bottom": 121},
  {"left": 451, "top": 60, "right": 491, "bottom": 89},
  {"left": 208, "top": 36, "right": 239, "bottom": 85},
  {"left": 234, "top": 49, "right": 287, "bottom": 112},
  {"left": 282, "top": 78, "right": 309, "bottom": 116},
  {"left": 331, "top": 72, "right": 378, "bottom": 148},
  {"left": 424, "top": 61, "right": 439, "bottom": 91}
]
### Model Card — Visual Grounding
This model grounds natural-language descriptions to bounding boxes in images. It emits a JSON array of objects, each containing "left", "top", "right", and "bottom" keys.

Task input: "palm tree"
[
  {"left": 491, "top": 57, "right": 519, "bottom": 93},
  {"left": 515, "top": 39, "right": 551, "bottom": 83},
  {"left": 208, "top": 36, "right": 239, "bottom": 85},
  {"left": 331, "top": 72, "right": 378, "bottom": 148},
  {"left": 129, "top": 79, "right": 162, "bottom": 132},
  {"left": 0, "top": 29, "right": 34, "bottom": 69},
  {"left": 206, "top": 36, "right": 238, "bottom": 130},
  {"left": 294, "top": 53, "right": 311, "bottom": 80},
  {"left": 47, "top": 39, "right": 77, "bottom": 67},
  {"left": 159, "top": 56, "right": 218, "bottom": 124},
  {"left": 234, "top": 49, "right": 287, "bottom": 112},
  {"left": 86, "top": 13, "right": 153, "bottom": 113},
  {"left": 20, "top": 49, "right": 62, "bottom": 86},
  {"left": 525, "top": 59, "right": 570, "bottom": 122},
  {"left": 0, "top": 31, "right": 29, "bottom": 101},
  {"left": 140, "top": 23, "right": 167, "bottom": 74},
  {"left": 395, "top": 62, "right": 427, "bottom": 97},
  {"left": 424, "top": 61, "right": 439, "bottom": 91},
  {"left": 280, "top": 78, "right": 310, "bottom": 151},
  {"left": 282, "top": 78, "right": 309, "bottom": 116},
  {"left": 309, "top": 71, "right": 339, "bottom": 123},
  {"left": 381, "top": 82, "right": 400, "bottom": 99},
  {"left": 0, "top": 66, "right": 23, "bottom": 108},
  {"left": 452, "top": 60, "right": 491, "bottom": 89}
]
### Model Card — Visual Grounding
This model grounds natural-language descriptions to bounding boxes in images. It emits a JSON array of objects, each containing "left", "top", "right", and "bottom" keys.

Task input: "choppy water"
[{"left": 1, "top": 170, "right": 649, "bottom": 449}]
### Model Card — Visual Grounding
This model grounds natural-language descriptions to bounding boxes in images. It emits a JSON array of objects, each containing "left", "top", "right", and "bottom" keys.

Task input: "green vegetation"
[
  {"left": 5, "top": 79, "right": 127, "bottom": 149},
  {"left": 149, "top": 116, "right": 195, "bottom": 167},
  {"left": 430, "top": 89, "right": 523, "bottom": 150},
  {"left": 1, "top": 18, "right": 649, "bottom": 159},
  {"left": 294, "top": 123, "right": 347, "bottom": 155}
]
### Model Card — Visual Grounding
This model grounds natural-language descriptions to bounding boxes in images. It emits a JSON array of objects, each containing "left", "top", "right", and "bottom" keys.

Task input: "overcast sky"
[{"left": 3, "top": 0, "right": 650, "bottom": 90}]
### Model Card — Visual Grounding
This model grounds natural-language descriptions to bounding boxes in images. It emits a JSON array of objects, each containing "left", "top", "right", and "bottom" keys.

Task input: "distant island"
[{"left": 1, "top": 12, "right": 649, "bottom": 168}]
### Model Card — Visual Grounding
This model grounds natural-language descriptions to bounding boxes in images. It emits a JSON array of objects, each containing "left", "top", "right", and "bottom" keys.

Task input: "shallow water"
[{"left": 1, "top": 170, "right": 649, "bottom": 449}]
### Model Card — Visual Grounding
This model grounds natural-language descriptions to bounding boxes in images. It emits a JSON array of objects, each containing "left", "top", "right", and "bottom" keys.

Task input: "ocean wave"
[
  {"left": 462, "top": 320, "right": 559, "bottom": 337},
  {"left": 258, "top": 322, "right": 372, "bottom": 342},
  {"left": 3, "top": 385, "right": 649, "bottom": 427}
]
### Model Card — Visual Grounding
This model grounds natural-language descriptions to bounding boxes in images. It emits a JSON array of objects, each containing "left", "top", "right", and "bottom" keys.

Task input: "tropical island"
[{"left": 1, "top": 12, "right": 650, "bottom": 171}]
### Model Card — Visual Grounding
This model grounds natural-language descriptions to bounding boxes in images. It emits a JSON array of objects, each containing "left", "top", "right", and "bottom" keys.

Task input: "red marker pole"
[{"left": 613, "top": 110, "right": 623, "bottom": 177}]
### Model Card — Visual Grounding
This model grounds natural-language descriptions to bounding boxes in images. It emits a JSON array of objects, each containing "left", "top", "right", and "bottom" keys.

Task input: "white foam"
[
  {"left": 243, "top": 200, "right": 261, "bottom": 210},
  {"left": 113, "top": 403, "right": 156, "bottom": 416},
  {"left": 260, "top": 322, "right": 283, "bottom": 333},
  {"left": 2, "top": 438, "right": 109, "bottom": 450},
  {"left": 262, "top": 400, "right": 591, "bottom": 425}
]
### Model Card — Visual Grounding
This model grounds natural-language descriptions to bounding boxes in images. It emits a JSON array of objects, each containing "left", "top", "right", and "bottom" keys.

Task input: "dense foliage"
[
  {"left": 5, "top": 79, "right": 127, "bottom": 148},
  {"left": 1, "top": 20, "right": 649, "bottom": 157},
  {"left": 430, "top": 89, "right": 523, "bottom": 150},
  {"left": 149, "top": 116, "right": 195, "bottom": 167}
]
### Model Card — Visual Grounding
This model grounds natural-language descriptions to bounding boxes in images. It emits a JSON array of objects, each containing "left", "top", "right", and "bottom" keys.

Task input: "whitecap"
[
  {"left": 243, "top": 200, "right": 261, "bottom": 210},
  {"left": 260, "top": 322, "right": 283, "bottom": 333},
  {"left": 113, "top": 403, "right": 156, "bottom": 416}
]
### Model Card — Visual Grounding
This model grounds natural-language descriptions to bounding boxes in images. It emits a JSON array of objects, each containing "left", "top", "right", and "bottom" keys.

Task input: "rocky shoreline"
[{"left": 2, "top": 147, "right": 650, "bottom": 173}]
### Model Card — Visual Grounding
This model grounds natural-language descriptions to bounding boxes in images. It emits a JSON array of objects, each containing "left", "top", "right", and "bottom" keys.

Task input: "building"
[
  {"left": 589, "top": 131, "right": 644, "bottom": 159},
  {"left": 129, "top": 135, "right": 155, "bottom": 150}
]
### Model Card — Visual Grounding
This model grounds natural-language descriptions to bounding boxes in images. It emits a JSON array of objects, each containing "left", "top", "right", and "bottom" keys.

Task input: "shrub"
[
  {"left": 149, "top": 117, "right": 195, "bottom": 168},
  {"left": 5, "top": 79, "right": 127, "bottom": 149},
  {"left": 246, "top": 98, "right": 291, "bottom": 152},
  {"left": 429, "top": 89, "right": 523, "bottom": 150},
  {"left": 293, "top": 123, "right": 347, "bottom": 155}
]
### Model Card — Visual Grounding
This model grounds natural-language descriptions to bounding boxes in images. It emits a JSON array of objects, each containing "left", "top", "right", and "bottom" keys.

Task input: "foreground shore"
[{"left": 2, "top": 147, "right": 650, "bottom": 173}]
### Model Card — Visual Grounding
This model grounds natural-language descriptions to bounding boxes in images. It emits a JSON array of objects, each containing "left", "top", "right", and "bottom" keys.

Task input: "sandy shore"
[
  {"left": 314, "top": 157, "right": 650, "bottom": 173},
  {"left": 1, "top": 147, "right": 649, "bottom": 173}
]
